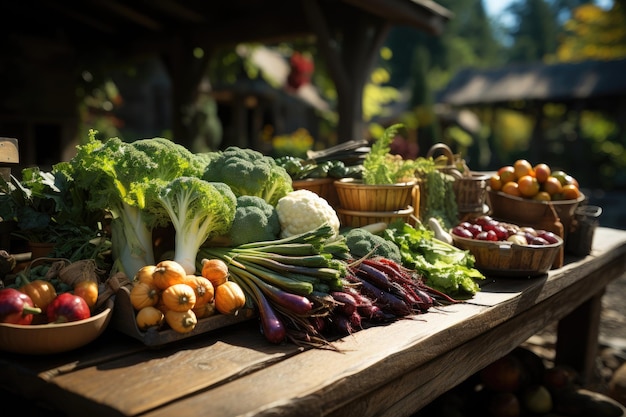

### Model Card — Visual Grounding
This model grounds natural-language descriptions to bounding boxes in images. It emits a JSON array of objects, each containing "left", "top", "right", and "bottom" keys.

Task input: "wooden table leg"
[{"left": 554, "top": 288, "right": 605, "bottom": 385}]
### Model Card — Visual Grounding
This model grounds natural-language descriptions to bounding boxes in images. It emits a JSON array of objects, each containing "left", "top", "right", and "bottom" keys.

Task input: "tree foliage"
[{"left": 557, "top": 3, "right": 626, "bottom": 61}]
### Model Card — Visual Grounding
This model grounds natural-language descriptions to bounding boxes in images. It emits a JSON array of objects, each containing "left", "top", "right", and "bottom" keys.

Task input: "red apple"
[{"left": 481, "top": 354, "right": 525, "bottom": 392}]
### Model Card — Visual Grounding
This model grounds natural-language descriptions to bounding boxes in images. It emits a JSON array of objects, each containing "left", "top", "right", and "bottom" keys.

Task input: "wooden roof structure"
[
  {"left": 436, "top": 58, "right": 626, "bottom": 165},
  {"left": 2, "top": 0, "right": 452, "bottom": 150},
  {"left": 437, "top": 58, "right": 626, "bottom": 112}
]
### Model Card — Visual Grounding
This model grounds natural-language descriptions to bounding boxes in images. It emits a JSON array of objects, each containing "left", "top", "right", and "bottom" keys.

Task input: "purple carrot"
[
  {"left": 412, "top": 286, "right": 434, "bottom": 311},
  {"left": 354, "top": 275, "right": 412, "bottom": 317},
  {"left": 419, "top": 282, "right": 461, "bottom": 304},
  {"left": 331, "top": 313, "right": 355, "bottom": 335},
  {"left": 353, "top": 262, "right": 394, "bottom": 291},
  {"left": 331, "top": 291, "right": 358, "bottom": 317},
  {"left": 349, "top": 310, "right": 362, "bottom": 330},
  {"left": 359, "top": 304, "right": 395, "bottom": 322}
]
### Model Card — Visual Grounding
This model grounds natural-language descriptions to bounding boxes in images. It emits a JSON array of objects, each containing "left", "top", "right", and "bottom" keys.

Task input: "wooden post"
[{"left": 0, "top": 137, "right": 19, "bottom": 182}]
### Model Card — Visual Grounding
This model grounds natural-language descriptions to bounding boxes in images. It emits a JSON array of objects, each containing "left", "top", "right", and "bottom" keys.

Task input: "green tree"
[{"left": 507, "top": 0, "right": 560, "bottom": 62}]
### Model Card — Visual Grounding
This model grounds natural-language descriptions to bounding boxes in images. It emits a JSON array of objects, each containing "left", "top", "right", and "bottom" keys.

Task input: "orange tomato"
[
  {"left": 489, "top": 174, "right": 502, "bottom": 191},
  {"left": 498, "top": 166, "right": 516, "bottom": 185},
  {"left": 533, "top": 163, "right": 551, "bottom": 183},
  {"left": 502, "top": 181, "right": 521, "bottom": 197},
  {"left": 74, "top": 281, "right": 99, "bottom": 310},
  {"left": 533, "top": 191, "right": 552, "bottom": 201},
  {"left": 514, "top": 159, "right": 534, "bottom": 180},
  {"left": 542, "top": 176, "right": 563, "bottom": 196},
  {"left": 517, "top": 175, "right": 539, "bottom": 198},
  {"left": 562, "top": 184, "right": 581, "bottom": 200}
]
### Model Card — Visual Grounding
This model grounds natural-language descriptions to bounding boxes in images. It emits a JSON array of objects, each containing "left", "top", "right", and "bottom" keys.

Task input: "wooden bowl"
[
  {"left": 0, "top": 297, "right": 114, "bottom": 355},
  {"left": 451, "top": 233, "right": 563, "bottom": 277},
  {"left": 487, "top": 189, "right": 585, "bottom": 236},
  {"left": 337, "top": 206, "right": 414, "bottom": 228}
]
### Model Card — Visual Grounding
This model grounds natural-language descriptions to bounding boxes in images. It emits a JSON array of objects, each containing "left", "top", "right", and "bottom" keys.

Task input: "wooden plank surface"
[
  {"left": 0, "top": 227, "right": 625, "bottom": 417},
  {"left": 141, "top": 245, "right": 626, "bottom": 417}
]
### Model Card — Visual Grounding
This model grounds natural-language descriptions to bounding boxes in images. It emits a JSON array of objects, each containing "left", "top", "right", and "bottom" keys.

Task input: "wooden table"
[{"left": 2, "top": 227, "right": 626, "bottom": 417}]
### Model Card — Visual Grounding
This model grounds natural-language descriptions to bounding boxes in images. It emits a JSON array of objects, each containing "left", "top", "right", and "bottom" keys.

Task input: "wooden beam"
[
  {"left": 91, "top": 0, "right": 162, "bottom": 31},
  {"left": 340, "top": 0, "right": 452, "bottom": 35},
  {"left": 149, "top": 0, "right": 206, "bottom": 23},
  {"left": 303, "top": 0, "right": 392, "bottom": 142},
  {"left": 40, "top": 0, "right": 117, "bottom": 34}
]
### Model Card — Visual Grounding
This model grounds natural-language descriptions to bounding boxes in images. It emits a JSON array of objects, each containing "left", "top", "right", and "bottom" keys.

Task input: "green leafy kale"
[{"left": 383, "top": 220, "right": 485, "bottom": 298}]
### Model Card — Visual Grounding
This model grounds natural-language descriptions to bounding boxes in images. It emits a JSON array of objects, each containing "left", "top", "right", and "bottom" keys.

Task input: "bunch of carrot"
[
  {"left": 199, "top": 225, "right": 348, "bottom": 347},
  {"left": 324, "top": 257, "right": 460, "bottom": 336}
]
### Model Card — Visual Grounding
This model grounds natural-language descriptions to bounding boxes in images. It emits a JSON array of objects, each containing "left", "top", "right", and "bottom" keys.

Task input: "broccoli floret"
[
  {"left": 227, "top": 195, "right": 280, "bottom": 246},
  {"left": 202, "top": 146, "right": 293, "bottom": 206},
  {"left": 131, "top": 137, "right": 200, "bottom": 178},
  {"left": 344, "top": 227, "right": 402, "bottom": 263}
]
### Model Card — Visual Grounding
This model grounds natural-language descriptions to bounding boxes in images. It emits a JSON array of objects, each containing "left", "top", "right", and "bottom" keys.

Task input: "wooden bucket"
[
  {"left": 292, "top": 178, "right": 340, "bottom": 208},
  {"left": 336, "top": 206, "right": 414, "bottom": 228},
  {"left": 334, "top": 178, "right": 417, "bottom": 212}
]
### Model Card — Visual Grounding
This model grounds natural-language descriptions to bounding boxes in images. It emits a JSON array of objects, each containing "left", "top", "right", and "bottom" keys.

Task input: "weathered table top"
[{"left": 2, "top": 227, "right": 626, "bottom": 417}]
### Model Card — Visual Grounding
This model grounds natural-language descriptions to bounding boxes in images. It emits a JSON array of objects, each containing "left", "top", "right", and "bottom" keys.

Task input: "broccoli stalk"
[
  {"left": 66, "top": 131, "right": 196, "bottom": 277},
  {"left": 157, "top": 177, "right": 237, "bottom": 274},
  {"left": 109, "top": 199, "right": 159, "bottom": 277}
]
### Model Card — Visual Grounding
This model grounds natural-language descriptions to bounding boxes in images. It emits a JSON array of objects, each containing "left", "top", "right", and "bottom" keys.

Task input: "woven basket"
[
  {"left": 337, "top": 206, "right": 414, "bottom": 228},
  {"left": 426, "top": 143, "right": 488, "bottom": 214},
  {"left": 292, "top": 178, "right": 339, "bottom": 209},
  {"left": 334, "top": 178, "right": 418, "bottom": 212},
  {"left": 451, "top": 233, "right": 563, "bottom": 276}
]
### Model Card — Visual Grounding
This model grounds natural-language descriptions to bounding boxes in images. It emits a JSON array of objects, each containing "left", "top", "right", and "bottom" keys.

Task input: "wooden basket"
[
  {"left": 487, "top": 189, "right": 585, "bottom": 239},
  {"left": 451, "top": 233, "right": 563, "bottom": 277},
  {"left": 426, "top": 143, "right": 488, "bottom": 214},
  {"left": 334, "top": 178, "right": 417, "bottom": 212},
  {"left": 111, "top": 280, "right": 254, "bottom": 347},
  {"left": 336, "top": 206, "right": 414, "bottom": 228},
  {"left": 292, "top": 178, "right": 339, "bottom": 208}
]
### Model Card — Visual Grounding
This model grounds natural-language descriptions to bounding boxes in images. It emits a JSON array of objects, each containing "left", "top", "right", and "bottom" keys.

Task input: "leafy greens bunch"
[
  {"left": 362, "top": 124, "right": 419, "bottom": 185},
  {"left": 383, "top": 219, "right": 485, "bottom": 298},
  {"left": 64, "top": 131, "right": 236, "bottom": 277}
]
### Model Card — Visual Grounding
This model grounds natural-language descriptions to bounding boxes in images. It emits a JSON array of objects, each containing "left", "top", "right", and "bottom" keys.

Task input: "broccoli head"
[
  {"left": 202, "top": 146, "right": 293, "bottom": 206},
  {"left": 228, "top": 195, "right": 281, "bottom": 246},
  {"left": 344, "top": 227, "right": 401, "bottom": 263},
  {"left": 131, "top": 137, "right": 200, "bottom": 179}
]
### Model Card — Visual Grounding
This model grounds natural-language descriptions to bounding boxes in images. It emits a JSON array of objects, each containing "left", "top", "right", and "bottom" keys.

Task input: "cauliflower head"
[{"left": 276, "top": 189, "right": 340, "bottom": 238}]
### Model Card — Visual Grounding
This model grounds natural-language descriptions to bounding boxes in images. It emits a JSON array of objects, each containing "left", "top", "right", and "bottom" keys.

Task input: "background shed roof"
[{"left": 437, "top": 58, "right": 626, "bottom": 108}]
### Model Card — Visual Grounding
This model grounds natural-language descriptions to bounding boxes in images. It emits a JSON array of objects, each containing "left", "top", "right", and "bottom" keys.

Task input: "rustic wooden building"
[{"left": 1, "top": 0, "right": 452, "bottom": 169}]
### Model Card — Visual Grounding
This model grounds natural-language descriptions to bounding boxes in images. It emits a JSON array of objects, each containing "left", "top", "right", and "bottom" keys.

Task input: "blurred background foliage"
[{"left": 80, "top": 0, "right": 625, "bottom": 210}]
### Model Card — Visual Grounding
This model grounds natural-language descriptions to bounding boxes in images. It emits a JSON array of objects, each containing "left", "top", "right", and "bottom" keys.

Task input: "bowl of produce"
[
  {"left": 450, "top": 216, "right": 563, "bottom": 277},
  {"left": 487, "top": 160, "right": 585, "bottom": 236},
  {"left": 488, "top": 189, "right": 584, "bottom": 236},
  {"left": 0, "top": 290, "right": 114, "bottom": 355}
]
